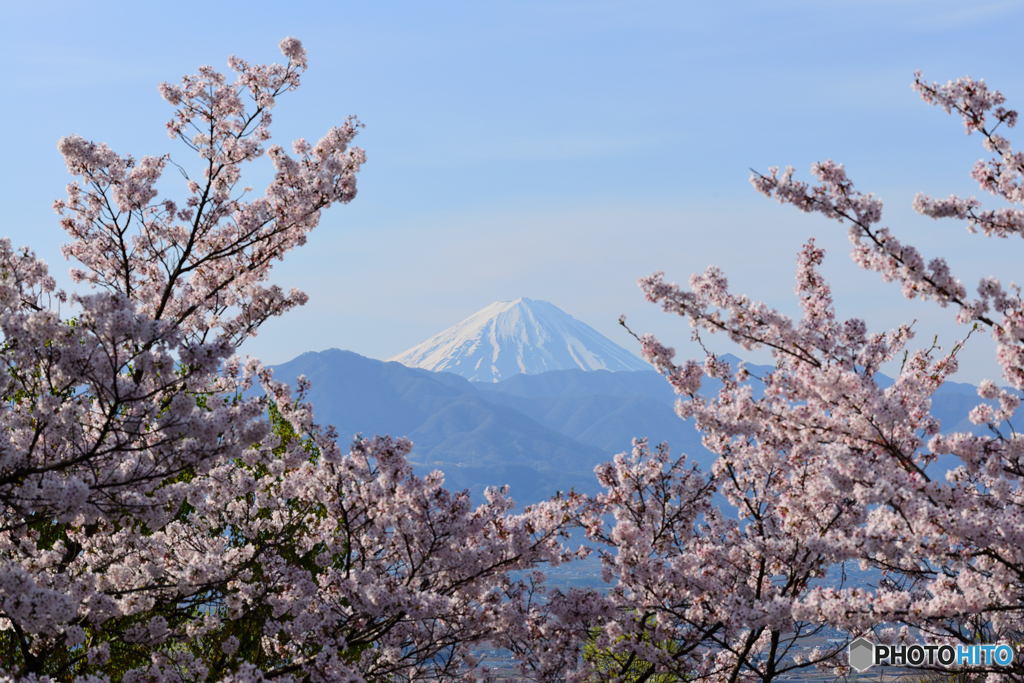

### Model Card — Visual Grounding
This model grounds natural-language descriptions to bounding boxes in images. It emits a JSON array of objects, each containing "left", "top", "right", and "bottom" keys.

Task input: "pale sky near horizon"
[{"left": 4, "top": 0, "right": 1024, "bottom": 384}]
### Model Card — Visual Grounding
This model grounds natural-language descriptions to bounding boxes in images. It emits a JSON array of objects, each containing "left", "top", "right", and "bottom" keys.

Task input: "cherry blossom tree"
[
  {"left": 501, "top": 411, "right": 862, "bottom": 683},
  {"left": 555, "top": 73, "right": 1024, "bottom": 683},
  {"left": 497, "top": 73, "right": 1024, "bottom": 683},
  {"left": 744, "top": 73, "right": 1024, "bottom": 678},
  {"left": 0, "top": 39, "right": 578, "bottom": 683}
]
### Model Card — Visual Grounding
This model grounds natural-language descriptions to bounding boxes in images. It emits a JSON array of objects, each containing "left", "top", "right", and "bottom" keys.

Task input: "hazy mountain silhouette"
[{"left": 270, "top": 349, "right": 1000, "bottom": 505}]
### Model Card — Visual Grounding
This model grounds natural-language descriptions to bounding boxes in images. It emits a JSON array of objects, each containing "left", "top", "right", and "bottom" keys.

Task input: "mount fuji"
[{"left": 387, "top": 298, "right": 650, "bottom": 382}]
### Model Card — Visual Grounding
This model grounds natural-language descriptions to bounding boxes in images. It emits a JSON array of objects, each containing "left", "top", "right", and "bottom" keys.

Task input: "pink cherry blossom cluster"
[
  {"left": 910, "top": 73, "right": 1024, "bottom": 240},
  {"left": 53, "top": 36, "right": 364, "bottom": 350},
  {"left": 579, "top": 71, "right": 1024, "bottom": 681}
]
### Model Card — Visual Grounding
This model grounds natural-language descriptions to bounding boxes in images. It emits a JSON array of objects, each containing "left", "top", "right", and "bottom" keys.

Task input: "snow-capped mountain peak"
[{"left": 387, "top": 298, "right": 650, "bottom": 382}]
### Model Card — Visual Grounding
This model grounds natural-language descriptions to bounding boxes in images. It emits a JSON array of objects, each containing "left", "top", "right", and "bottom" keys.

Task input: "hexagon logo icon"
[{"left": 849, "top": 638, "right": 875, "bottom": 672}]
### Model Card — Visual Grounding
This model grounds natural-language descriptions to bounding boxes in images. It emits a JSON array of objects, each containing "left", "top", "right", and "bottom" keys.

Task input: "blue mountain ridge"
[{"left": 268, "top": 349, "right": 998, "bottom": 507}]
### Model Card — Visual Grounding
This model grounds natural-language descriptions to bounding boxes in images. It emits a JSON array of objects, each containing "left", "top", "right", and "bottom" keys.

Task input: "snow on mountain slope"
[{"left": 387, "top": 298, "right": 650, "bottom": 382}]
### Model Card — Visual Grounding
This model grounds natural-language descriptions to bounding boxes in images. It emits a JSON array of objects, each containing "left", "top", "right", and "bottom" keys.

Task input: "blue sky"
[{"left": 4, "top": 0, "right": 1024, "bottom": 383}]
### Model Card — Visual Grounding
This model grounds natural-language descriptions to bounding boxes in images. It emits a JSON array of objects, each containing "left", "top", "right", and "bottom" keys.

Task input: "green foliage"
[{"left": 583, "top": 617, "right": 683, "bottom": 683}]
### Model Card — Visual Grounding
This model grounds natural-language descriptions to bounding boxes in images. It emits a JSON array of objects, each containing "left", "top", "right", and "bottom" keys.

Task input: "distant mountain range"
[
  {"left": 388, "top": 298, "right": 649, "bottom": 382},
  {"left": 259, "top": 297, "right": 996, "bottom": 505},
  {"left": 268, "top": 349, "right": 990, "bottom": 507},
  {"left": 269, "top": 349, "right": 695, "bottom": 504}
]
